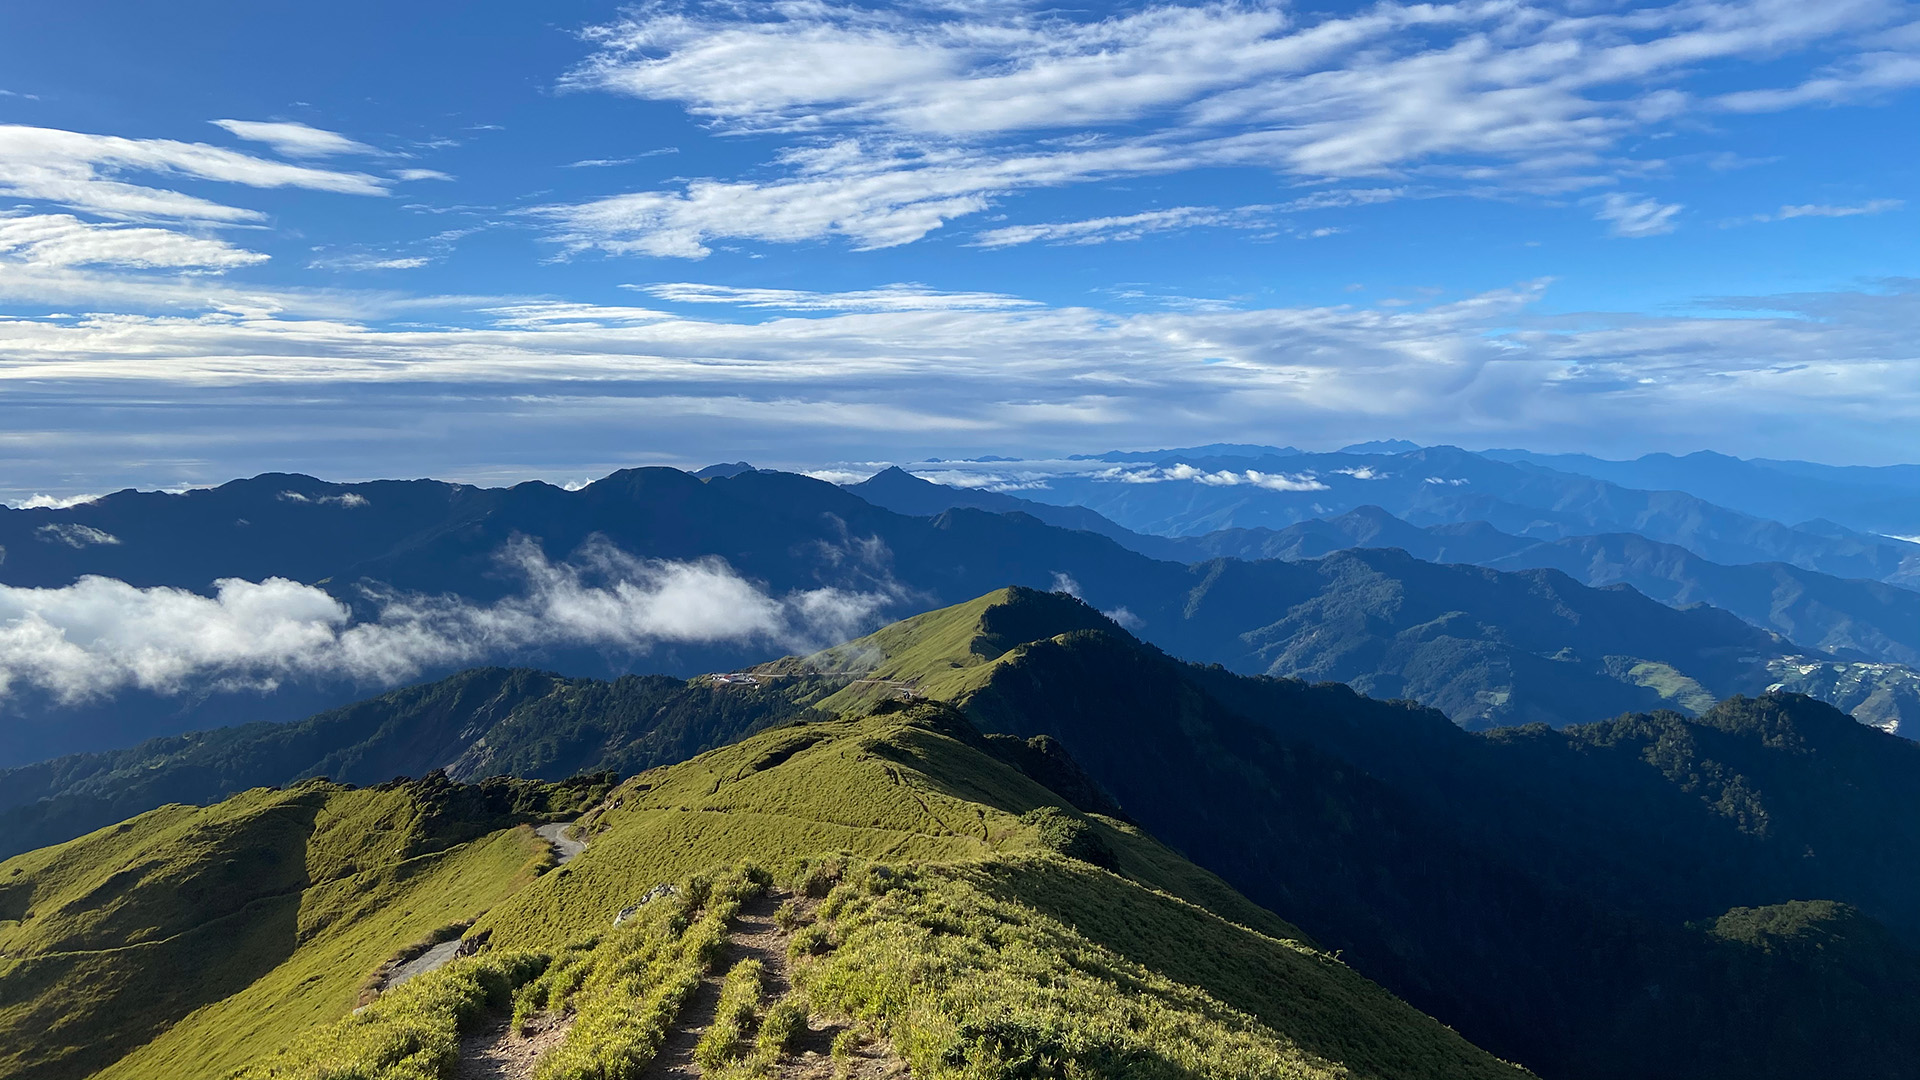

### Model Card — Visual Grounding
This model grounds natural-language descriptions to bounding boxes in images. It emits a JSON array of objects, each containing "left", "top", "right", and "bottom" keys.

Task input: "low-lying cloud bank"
[{"left": 0, "top": 537, "right": 894, "bottom": 705}]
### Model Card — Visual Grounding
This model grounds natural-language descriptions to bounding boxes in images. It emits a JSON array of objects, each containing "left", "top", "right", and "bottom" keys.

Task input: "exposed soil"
[{"left": 455, "top": 1010, "right": 571, "bottom": 1080}]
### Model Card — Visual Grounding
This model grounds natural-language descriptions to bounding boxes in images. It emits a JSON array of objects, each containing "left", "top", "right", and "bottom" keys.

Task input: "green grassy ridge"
[
  {"left": 478, "top": 702, "right": 1295, "bottom": 951},
  {"left": 3, "top": 599, "right": 1528, "bottom": 1076},
  {"left": 243, "top": 849, "right": 1527, "bottom": 1080},
  {"left": 803, "top": 856, "right": 1526, "bottom": 1080},
  {"left": 0, "top": 775, "right": 592, "bottom": 1080},
  {"left": 0, "top": 666, "right": 826, "bottom": 862},
  {"left": 457, "top": 704, "right": 1521, "bottom": 1078},
  {"left": 752, "top": 586, "right": 1115, "bottom": 714},
  {"left": 831, "top": 586, "right": 1920, "bottom": 1080}
]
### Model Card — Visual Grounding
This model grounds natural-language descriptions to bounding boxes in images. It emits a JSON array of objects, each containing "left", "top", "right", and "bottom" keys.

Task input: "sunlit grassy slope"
[
  {"left": 475, "top": 701, "right": 1294, "bottom": 950},
  {"left": 250, "top": 702, "right": 1530, "bottom": 1080},
  {"left": 754, "top": 585, "right": 1113, "bottom": 712},
  {"left": 0, "top": 776, "right": 595, "bottom": 1080}
]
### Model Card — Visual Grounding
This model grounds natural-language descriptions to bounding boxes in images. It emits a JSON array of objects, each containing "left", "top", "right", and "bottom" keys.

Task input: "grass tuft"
[{"left": 694, "top": 958, "right": 765, "bottom": 1069}]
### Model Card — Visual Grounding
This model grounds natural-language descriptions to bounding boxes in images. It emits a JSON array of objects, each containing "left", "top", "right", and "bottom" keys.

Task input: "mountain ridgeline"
[
  {"left": 780, "top": 588, "right": 1920, "bottom": 1080},
  {"left": 0, "top": 657, "right": 1531, "bottom": 1080},
  {"left": 6, "top": 587, "right": 1917, "bottom": 1078},
  {"left": 0, "top": 668, "right": 831, "bottom": 861},
  {"left": 4, "top": 462, "right": 1910, "bottom": 767},
  {"left": 852, "top": 465, "right": 1920, "bottom": 734}
]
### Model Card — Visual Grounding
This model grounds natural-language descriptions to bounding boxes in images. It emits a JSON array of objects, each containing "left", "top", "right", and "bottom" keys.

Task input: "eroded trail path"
[
  {"left": 454, "top": 884, "right": 905, "bottom": 1079},
  {"left": 454, "top": 1012, "right": 570, "bottom": 1080},
  {"left": 641, "top": 891, "right": 792, "bottom": 1080}
]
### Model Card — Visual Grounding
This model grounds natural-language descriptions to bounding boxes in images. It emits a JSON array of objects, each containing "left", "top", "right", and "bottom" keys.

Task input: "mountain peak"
[
  {"left": 1339, "top": 439, "right": 1424, "bottom": 455},
  {"left": 762, "top": 586, "right": 1128, "bottom": 710},
  {"left": 851, "top": 464, "right": 928, "bottom": 487}
]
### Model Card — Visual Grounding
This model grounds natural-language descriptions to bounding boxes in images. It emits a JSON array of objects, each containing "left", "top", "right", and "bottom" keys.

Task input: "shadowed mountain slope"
[
  {"left": 0, "top": 667, "right": 833, "bottom": 860},
  {"left": 793, "top": 587, "right": 1920, "bottom": 1080}
]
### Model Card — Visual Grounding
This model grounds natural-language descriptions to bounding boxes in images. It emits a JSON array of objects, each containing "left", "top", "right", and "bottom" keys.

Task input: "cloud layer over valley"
[{"left": 0, "top": 538, "right": 895, "bottom": 705}]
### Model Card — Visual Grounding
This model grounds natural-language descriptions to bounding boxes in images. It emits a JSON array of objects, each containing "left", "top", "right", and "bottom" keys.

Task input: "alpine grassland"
[
  {"left": 234, "top": 948, "right": 550, "bottom": 1080},
  {"left": 215, "top": 700, "right": 1529, "bottom": 1080},
  {"left": 0, "top": 775, "right": 598, "bottom": 1080}
]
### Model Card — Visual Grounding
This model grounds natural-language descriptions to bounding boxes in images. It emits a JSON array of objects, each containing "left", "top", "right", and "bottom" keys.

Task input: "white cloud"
[
  {"left": 0, "top": 537, "right": 896, "bottom": 705},
  {"left": 5, "top": 278, "right": 1920, "bottom": 469},
  {"left": 971, "top": 206, "right": 1269, "bottom": 248},
  {"left": 1715, "top": 48, "right": 1920, "bottom": 112},
  {"left": 14, "top": 493, "right": 103, "bottom": 510},
  {"left": 0, "top": 212, "right": 268, "bottom": 270},
  {"left": 310, "top": 252, "right": 433, "bottom": 271},
  {"left": 535, "top": 138, "right": 1185, "bottom": 256},
  {"left": 564, "top": 150, "right": 678, "bottom": 168},
  {"left": 1595, "top": 193, "right": 1682, "bottom": 237},
  {"left": 1107, "top": 462, "right": 1331, "bottom": 491},
  {"left": 1277, "top": 188, "right": 1407, "bottom": 212},
  {"left": 1773, "top": 199, "right": 1904, "bottom": 219},
  {"left": 276, "top": 490, "right": 368, "bottom": 507},
  {"left": 543, "top": 0, "right": 1915, "bottom": 255},
  {"left": 35, "top": 523, "right": 120, "bottom": 548},
  {"left": 481, "top": 301, "right": 677, "bottom": 328},
  {"left": 394, "top": 168, "right": 455, "bottom": 182},
  {"left": 0, "top": 123, "right": 389, "bottom": 222},
  {"left": 210, "top": 120, "right": 378, "bottom": 158},
  {"left": 637, "top": 281, "right": 1039, "bottom": 311}
]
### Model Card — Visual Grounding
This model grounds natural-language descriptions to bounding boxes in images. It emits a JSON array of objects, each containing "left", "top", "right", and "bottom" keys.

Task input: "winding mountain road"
[{"left": 536, "top": 822, "right": 585, "bottom": 864}]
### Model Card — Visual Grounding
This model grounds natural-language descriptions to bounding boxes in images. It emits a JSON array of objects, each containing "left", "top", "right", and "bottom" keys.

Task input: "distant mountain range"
[
  {"left": 9, "top": 465, "right": 1901, "bottom": 764},
  {"left": 906, "top": 444, "right": 1920, "bottom": 587},
  {"left": 1480, "top": 447, "right": 1920, "bottom": 538},
  {"left": 852, "top": 466, "right": 1920, "bottom": 734}
]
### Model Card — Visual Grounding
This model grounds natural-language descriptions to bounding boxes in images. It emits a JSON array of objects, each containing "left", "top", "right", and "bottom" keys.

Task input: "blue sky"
[{"left": 0, "top": 0, "right": 1916, "bottom": 499}]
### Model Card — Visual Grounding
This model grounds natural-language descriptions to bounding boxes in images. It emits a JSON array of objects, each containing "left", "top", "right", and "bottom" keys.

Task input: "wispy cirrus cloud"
[
  {"left": 971, "top": 205, "right": 1273, "bottom": 247},
  {"left": 1764, "top": 199, "right": 1905, "bottom": 221},
  {"left": 0, "top": 123, "right": 389, "bottom": 222},
  {"left": 3, "top": 278, "right": 1920, "bottom": 472},
  {"left": 210, "top": 119, "right": 379, "bottom": 158},
  {"left": 1594, "top": 193, "right": 1683, "bottom": 237},
  {"left": 542, "top": 0, "right": 1919, "bottom": 256},
  {"left": 636, "top": 281, "right": 1041, "bottom": 311}
]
